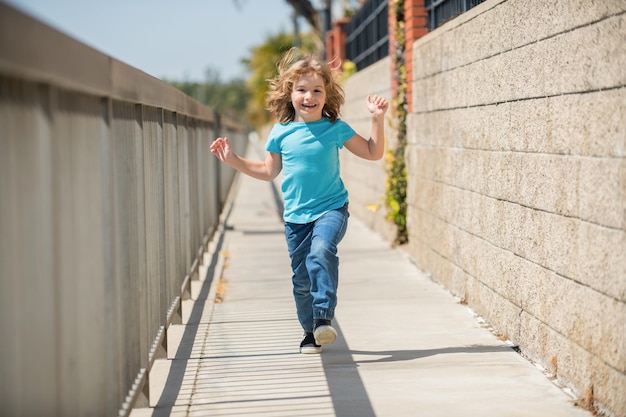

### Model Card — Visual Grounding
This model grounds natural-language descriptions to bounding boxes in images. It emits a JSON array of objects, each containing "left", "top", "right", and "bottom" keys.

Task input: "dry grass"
[
  {"left": 214, "top": 276, "right": 227, "bottom": 303},
  {"left": 548, "top": 356, "right": 558, "bottom": 380},
  {"left": 575, "top": 385, "right": 596, "bottom": 415},
  {"left": 214, "top": 250, "right": 230, "bottom": 304}
]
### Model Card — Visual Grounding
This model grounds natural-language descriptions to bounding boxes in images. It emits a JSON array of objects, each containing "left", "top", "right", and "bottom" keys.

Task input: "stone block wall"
[{"left": 405, "top": 0, "right": 625, "bottom": 415}]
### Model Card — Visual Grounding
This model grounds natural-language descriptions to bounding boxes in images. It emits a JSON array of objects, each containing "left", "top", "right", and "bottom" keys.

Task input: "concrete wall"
[
  {"left": 406, "top": 0, "right": 625, "bottom": 415},
  {"left": 340, "top": 56, "right": 398, "bottom": 243}
]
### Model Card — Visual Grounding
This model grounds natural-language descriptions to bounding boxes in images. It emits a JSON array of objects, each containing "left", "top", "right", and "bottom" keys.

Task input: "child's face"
[{"left": 291, "top": 72, "right": 326, "bottom": 122}]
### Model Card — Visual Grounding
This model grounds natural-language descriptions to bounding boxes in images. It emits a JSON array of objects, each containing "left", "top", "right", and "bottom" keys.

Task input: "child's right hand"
[
  {"left": 366, "top": 95, "right": 389, "bottom": 117},
  {"left": 210, "top": 137, "right": 233, "bottom": 162}
]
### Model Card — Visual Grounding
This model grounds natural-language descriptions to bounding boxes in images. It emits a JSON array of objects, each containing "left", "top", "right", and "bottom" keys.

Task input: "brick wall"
[
  {"left": 405, "top": 0, "right": 626, "bottom": 415},
  {"left": 326, "top": 17, "right": 350, "bottom": 64},
  {"left": 403, "top": 0, "right": 428, "bottom": 112}
]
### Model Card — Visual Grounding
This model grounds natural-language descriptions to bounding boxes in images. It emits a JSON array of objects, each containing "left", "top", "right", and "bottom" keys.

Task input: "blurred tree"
[
  {"left": 165, "top": 67, "right": 251, "bottom": 121},
  {"left": 166, "top": 0, "right": 326, "bottom": 130},
  {"left": 285, "top": 0, "right": 322, "bottom": 51}
]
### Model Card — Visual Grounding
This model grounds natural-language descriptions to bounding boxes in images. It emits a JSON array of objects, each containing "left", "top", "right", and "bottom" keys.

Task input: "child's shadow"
[{"left": 349, "top": 344, "right": 515, "bottom": 363}]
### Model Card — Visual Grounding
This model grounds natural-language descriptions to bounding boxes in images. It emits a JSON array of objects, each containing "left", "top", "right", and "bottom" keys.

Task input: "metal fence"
[
  {"left": 425, "top": 0, "right": 487, "bottom": 30},
  {"left": 0, "top": 4, "right": 247, "bottom": 416},
  {"left": 345, "top": 0, "right": 389, "bottom": 71}
]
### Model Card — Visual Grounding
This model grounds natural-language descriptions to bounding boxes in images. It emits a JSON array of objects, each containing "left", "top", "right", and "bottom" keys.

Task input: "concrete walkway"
[{"left": 131, "top": 146, "right": 591, "bottom": 417}]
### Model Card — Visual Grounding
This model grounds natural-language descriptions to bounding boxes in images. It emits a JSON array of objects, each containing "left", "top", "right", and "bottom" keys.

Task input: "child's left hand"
[{"left": 366, "top": 95, "right": 389, "bottom": 116}]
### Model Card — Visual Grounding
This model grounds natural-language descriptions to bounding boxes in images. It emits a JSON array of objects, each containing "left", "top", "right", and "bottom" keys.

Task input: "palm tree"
[{"left": 286, "top": 0, "right": 334, "bottom": 55}]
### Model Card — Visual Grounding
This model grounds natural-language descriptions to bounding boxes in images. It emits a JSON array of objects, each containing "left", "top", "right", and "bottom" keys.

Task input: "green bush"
[{"left": 385, "top": 0, "right": 408, "bottom": 245}]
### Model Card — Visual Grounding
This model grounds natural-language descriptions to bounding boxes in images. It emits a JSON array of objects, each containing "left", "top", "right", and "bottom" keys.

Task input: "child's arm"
[
  {"left": 210, "top": 137, "right": 282, "bottom": 181},
  {"left": 344, "top": 95, "right": 389, "bottom": 161}
]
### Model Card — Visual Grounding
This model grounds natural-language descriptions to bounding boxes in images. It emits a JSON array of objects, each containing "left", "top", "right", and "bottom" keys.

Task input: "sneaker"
[
  {"left": 300, "top": 332, "right": 322, "bottom": 354},
  {"left": 313, "top": 319, "right": 337, "bottom": 345}
]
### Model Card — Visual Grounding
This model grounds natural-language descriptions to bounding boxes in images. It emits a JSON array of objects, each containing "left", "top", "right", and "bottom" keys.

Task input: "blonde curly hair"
[{"left": 266, "top": 48, "right": 345, "bottom": 123}]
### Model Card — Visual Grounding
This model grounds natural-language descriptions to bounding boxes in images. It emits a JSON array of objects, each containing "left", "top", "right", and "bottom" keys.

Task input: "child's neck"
[{"left": 295, "top": 115, "right": 323, "bottom": 123}]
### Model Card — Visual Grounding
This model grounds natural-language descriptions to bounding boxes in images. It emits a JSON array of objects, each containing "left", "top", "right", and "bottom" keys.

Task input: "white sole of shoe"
[
  {"left": 314, "top": 325, "right": 337, "bottom": 345},
  {"left": 300, "top": 345, "right": 322, "bottom": 354}
]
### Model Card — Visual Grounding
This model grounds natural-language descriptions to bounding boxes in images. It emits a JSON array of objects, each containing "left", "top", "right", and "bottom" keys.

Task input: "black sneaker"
[
  {"left": 300, "top": 332, "right": 322, "bottom": 354},
  {"left": 313, "top": 319, "right": 337, "bottom": 345}
]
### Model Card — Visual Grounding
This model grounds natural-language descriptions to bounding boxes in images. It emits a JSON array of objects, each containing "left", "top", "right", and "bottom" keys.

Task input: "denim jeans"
[{"left": 285, "top": 203, "right": 350, "bottom": 333}]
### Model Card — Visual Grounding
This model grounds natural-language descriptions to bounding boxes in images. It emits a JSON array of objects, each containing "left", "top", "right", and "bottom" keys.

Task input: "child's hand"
[
  {"left": 210, "top": 137, "right": 233, "bottom": 162},
  {"left": 366, "top": 95, "right": 389, "bottom": 116}
]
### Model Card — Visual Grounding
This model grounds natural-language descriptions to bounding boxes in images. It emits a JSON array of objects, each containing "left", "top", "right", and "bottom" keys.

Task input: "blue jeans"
[{"left": 285, "top": 203, "right": 350, "bottom": 333}]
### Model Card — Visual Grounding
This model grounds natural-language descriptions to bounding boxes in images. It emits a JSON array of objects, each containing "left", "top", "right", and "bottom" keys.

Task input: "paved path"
[{"left": 132, "top": 146, "right": 591, "bottom": 417}]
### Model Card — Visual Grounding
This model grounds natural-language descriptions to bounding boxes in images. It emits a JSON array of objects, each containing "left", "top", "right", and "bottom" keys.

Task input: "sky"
[{"left": 4, "top": 0, "right": 309, "bottom": 82}]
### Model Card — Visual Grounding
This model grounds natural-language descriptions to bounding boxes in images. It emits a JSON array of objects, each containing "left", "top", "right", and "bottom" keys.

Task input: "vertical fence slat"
[
  {"left": 142, "top": 105, "right": 167, "bottom": 358},
  {"left": 177, "top": 117, "right": 191, "bottom": 284},
  {"left": 52, "top": 89, "right": 112, "bottom": 415},
  {"left": 100, "top": 95, "right": 120, "bottom": 413},
  {"left": 0, "top": 78, "right": 57, "bottom": 416},
  {"left": 163, "top": 110, "right": 182, "bottom": 319},
  {"left": 111, "top": 100, "right": 144, "bottom": 407}
]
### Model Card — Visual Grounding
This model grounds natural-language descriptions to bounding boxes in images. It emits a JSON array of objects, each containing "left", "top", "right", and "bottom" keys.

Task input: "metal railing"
[
  {"left": 425, "top": 0, "right": 487, "bottom": 30},
  {"left": 345, "top": 0, "right": 389, "bottom": 70},
  {"left": 0, "top": 3, "right": 247, "bottom": 416}
]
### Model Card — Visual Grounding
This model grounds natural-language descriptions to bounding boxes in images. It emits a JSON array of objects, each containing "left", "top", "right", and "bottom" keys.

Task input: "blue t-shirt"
[{"left": 265, "top": 117, "right": 355, "bottom": 223}]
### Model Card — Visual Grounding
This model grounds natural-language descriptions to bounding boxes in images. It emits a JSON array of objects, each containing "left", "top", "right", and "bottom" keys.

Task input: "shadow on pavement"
[
  {"left": 322, "top": 321, "right": 377, "bottom": 417},
  {"left": 350, "top": 344, "right": 515, "bottom": 364}
]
